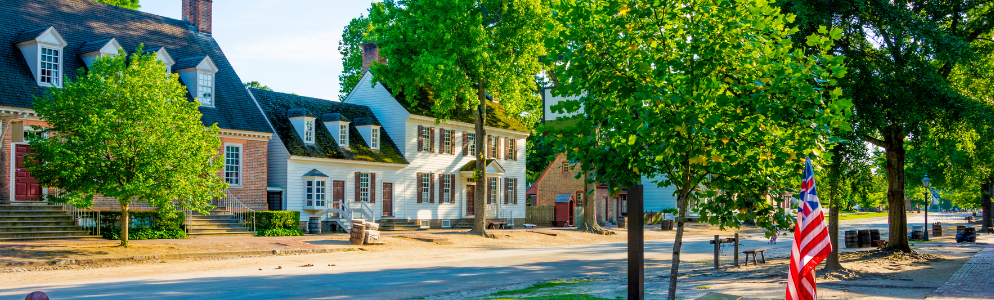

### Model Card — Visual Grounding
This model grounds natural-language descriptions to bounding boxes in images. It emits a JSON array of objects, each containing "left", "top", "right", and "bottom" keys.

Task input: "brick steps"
[
  {"left": 186, "top": 209, "right": 254, "bottom": 237},
  {"left": 378, "top": 219, "right": 425, "bottom": 231}
]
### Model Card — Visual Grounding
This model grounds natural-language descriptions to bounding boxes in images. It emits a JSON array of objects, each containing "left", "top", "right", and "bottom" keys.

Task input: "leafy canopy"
[
  {"left": 92, "top": 0, "right": 140, "bottom": 10},
  {"left": 27, "top": 47, "right": 226, "bottom": 214},
  {"left": 338, "top": 13, "right": 374, "bottom": 101}
]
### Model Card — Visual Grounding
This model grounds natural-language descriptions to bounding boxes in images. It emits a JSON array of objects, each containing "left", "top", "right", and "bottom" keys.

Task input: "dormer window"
[
  {"left": 39, "top": 47, "right": 61, "bottom": 86},
  {"left": 174, "top": 56, "right": 218, "bottom": 107},
  {"left": 198, "top": 73, "right": 214, "bottom": 106},
  {"left": 321, "top": 113, "right": 350, "bottom": 147},
  {"left": 371, "top": 128, "right": 380, "bottom": 149},
  {"left": 288, "top": 108, "right": 316, "bottom": 144},
  {"left": 79, "top": 38, "right": 123, "bottom": 69},
  {"left": 15, "top": 26, "right": 68, "bottom": 88},
  {"left": 353, "top": 117, "right": 380, "bottom": 150},
  {"left": 304, "top": 120, "right": 314, "bottom": 143},
  {"left": 145, "top": 47, "right": 176, "bottom": 74}
]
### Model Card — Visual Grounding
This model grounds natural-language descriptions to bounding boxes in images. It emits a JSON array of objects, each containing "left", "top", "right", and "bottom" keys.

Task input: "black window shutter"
[
  {"left": 354, "top": 172, "right": 360, "bottom": 202},
  {"left": 417, "top": 125, "right": 423, "bottom": 151},
  {"left": 417, "top": 172, "right": 423, "bottom": 203},
  {"left": 429, "top": 173, "right": 435, "bottom": 203},
  {"left": 430, "top": 128, "right": 436, "bottom": 153},
  {"left": 462, "top": 132, "right": 468, "bottom": 156},
  {"left": 449, "top": 174, "right": 456, "bottom": 204},
  {"left": 438, "top": 173, "right": 444, "bottom": 204},
  {"left": 370, "top": 173, "right": 376, "bottom": 203}
]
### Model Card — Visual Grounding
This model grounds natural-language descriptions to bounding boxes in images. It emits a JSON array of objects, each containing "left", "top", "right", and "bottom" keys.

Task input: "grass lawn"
[
  {"left": 826, "top": 212, "right": 889, "bottom": 221},
  {"left": 487, "top": 279, "right": 623, "bottom": 300}
]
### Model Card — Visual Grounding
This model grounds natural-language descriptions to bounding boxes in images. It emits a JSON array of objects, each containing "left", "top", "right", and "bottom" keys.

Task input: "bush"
[
  {"left": 252, "top": 211, "right": 300, "bottom": 230},
  {"left": 257, "top": 228, "right": 304, "bottom": 237},
  {"left": 98, "top": 210, "right": 187, "bottom": 240}
]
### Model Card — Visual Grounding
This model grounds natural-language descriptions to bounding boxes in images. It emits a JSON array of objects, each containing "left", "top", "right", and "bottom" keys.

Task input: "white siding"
[
  {"left": 641, "top": 175, "right": 678, "bottom": 212},
  {"left": 395, "top": 120, "right": 528, "bottom": 222},
  {"left": 266, "top": 135, "right": 290, "bottom": 209},
  {"left": 343, "top": 72, "right": 411, "bottom": 156},
  {"left": 286, "top": 158, "right": 406, "bottom": 222}
]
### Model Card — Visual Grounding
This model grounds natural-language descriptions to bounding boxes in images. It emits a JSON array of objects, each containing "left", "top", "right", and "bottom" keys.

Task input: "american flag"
[{"left": 787, "top": 157, "right": 833, "bottom": 300}]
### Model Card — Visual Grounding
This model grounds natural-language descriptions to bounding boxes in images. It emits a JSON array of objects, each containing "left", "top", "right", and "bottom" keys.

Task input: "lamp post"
[{"left": 922, "top": 174, "right": 931, "bottom": 241}]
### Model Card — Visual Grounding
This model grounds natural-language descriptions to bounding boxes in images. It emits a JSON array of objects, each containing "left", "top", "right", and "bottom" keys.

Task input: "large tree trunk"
[
  {"left": 471, "top": 80, "right": 490, "bottom": 238},
  {"left": 883, "top": 126, "right": 912, "bottom": 252},
  {"left": 666, "top": 189, "right": 689, "bottom": 300},
  {"left": 120, "top": 201, "right": 130, "bottom": 247},
  {"left": 578, "top": 172, "right": 612, "bottom": 234},
  {"left": 824, "top": 179, "right": 844, "bottom": 271},
  {"left": 982, "top": 174, "right": 993, "bottom": 233}
]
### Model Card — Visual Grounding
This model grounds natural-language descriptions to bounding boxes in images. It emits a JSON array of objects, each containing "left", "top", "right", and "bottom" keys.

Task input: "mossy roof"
[
  {"left": 250, "top": 88, "right": 408, "bottom": 165},
  {"left": 459, "top": 160, "right": 498, "bottom": 171}
]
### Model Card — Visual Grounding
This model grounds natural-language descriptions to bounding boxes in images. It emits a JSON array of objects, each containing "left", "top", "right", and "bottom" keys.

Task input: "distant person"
[
  {"left": 769, "top": 231, "right": 778, "bottom": 244},
  {"left": 25, "top": 292, "right": 48, "bottom": 300}
]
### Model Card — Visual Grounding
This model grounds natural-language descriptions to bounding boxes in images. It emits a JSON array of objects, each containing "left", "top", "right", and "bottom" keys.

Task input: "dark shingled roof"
[
  {"left": 353, "top": 117, "right": 379, "bottom": 126},
  {"left": 0, "top": 0, "right": 271, "bottom": 134},
  {"left": 287, "top": 108, "right": 309, "bottom": 118},
  {"left": 321, "top": 113, "right": 348, "bottom": 122},
  {"left": 302, "top": 169, "right": 329, "bottom": 177},
  {"left": 77, "top": 38, "right": 114, "bottom": 54},
  {"left": 171, "top": 56, "right": 207, "bottom": 71},
  {"left": 250, "top": 88, "right": 408, "bottom": 165}
]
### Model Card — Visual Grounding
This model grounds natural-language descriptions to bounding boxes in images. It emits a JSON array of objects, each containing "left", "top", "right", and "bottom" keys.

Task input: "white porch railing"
[
  {"left": 499, "top": 207, "right": 514, "bottom": 227},
  {"left": 50, "top": 190, "right": 100, "bottom": 236},
  {"left": 183, "top": 190, "right": 256, "bottom": 233}
]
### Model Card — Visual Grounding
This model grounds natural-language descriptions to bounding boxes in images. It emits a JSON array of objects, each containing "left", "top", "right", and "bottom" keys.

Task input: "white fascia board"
[
  {"left": 407, "top": 115, "right": 530, "bottom": 137},
  {"left": 288, "top": 155, "right": 407, "bottom": 168}
]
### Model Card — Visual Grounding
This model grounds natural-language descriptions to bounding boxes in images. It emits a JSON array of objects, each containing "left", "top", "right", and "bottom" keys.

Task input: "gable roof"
[
  {"left": 249, "top": 88, "right": 408, "bottom": 165},
  {"left": 0, "top": 0, "right": 271, "bottom": 134}
]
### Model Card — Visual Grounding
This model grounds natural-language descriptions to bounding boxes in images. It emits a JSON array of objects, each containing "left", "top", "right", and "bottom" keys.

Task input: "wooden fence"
[{"left": 525, "top": 206, "right": 555, "bottom": 226}]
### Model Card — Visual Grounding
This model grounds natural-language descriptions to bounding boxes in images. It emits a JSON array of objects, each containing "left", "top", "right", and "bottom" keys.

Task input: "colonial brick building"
[{"left": 0, "top": 0, "right": 272, "bottom": 210}]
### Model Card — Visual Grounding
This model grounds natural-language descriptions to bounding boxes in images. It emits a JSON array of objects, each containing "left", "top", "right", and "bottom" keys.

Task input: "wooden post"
[
  {"left": 734, "top": 233, "right": 739, "bottom": 267},
  {"left": 628, "top": 184, "right": 644, "bottom": 300},
  {"left": 714, "top": 235, "right": 720, "bottom": 270}
]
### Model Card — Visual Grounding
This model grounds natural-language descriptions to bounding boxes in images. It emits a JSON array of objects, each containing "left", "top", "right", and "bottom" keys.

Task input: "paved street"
[{"left": 0, "top": 212, "right": 981, "bottom": 299}]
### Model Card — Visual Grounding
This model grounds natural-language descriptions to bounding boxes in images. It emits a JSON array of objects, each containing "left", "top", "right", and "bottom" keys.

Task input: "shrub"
[
  {"left": 257, "top": 228, "right": 304, "bottom": 237},
  {"left": 252, "top": 211, "right": 301, "bottom": 230},
  {"left": 99, "top": 210, "right": 187, "bottom": 240},
  {"left": 103, "top": 227, "right": 188, "bottom": 240}
]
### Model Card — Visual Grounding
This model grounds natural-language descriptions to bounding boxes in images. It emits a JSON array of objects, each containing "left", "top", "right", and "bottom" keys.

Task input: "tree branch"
[{"left": 861, "top": 135, "right": 887, "bottom": 149}]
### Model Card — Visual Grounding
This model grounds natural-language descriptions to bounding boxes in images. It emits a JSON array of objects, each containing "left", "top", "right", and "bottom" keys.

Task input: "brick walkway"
[{"left": 927, "top": 247, "right": 994, "bottom": 300}]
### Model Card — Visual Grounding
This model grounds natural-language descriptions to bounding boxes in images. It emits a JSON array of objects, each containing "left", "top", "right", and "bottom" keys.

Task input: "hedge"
[
  {"left": 99, "top": 210, "right": 187, "bottom": 240},
  {"left": 235, "top": 211, "right": 302, "bottom": 236}
]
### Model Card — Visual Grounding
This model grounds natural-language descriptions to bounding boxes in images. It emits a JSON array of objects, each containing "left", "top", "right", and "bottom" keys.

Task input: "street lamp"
[{"left": 922, "top": 174, "right": 931, "bottom": 241}]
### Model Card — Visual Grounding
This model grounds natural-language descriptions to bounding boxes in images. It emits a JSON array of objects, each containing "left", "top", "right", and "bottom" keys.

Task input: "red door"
[
  {"left": 466, "top": 185, "right": 475, "bottom": 216},
  {"left": 382, "top": 182, "right": 393, "bottom": 217},
  {"left": 14, "top": 145, "right": 41, "bottom": 201},
  {"left": 332, "top": 180, "right": 345, "bottom": 217}
]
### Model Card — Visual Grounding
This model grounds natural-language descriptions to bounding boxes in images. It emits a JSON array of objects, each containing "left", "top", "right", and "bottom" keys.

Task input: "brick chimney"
[
  {"left": 361, "top": 42, "right": 387, "bottom": 73},
  {"left": 183, "top": 0, "right": 213, "bottom": 34}
]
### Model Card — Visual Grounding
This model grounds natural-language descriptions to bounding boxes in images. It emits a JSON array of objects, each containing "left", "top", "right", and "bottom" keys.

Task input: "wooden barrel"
[
  {"left": 964, "top": 227, "right": 977, "bottom": 242},
  {"left": 957, "top": 225, "right": 966, "bottom": 234},
  {"left": 858, "top": 230, "right": 872, "bottom": 247},
  {"left": 844, "top": 230, "right": 857, "bottom": 248},
  {"left": 932, "top": 223, "right": 942, "bottom": 237},
  {"left": 308, "top": 217, "right": 321, "bottom": 234},
  {"left": 869, "top": 229, "right": 881, "bottom": 241},
  {"left": 349, "top": 223, "right": 366, "bottom": 245}
]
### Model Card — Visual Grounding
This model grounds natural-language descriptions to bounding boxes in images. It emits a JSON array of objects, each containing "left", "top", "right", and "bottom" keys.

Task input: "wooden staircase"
[
  {"left": 186, "top": 207, "right": 255, "bottom": 237},
  {"left": 378, "top": 219, "right": 425, "bottom": 231},
  {"left": 0, "top": 203, "right": 99, "bottom": 241},
  {"left": 453, "top": 218, "right": 475, "bottom": 229}
]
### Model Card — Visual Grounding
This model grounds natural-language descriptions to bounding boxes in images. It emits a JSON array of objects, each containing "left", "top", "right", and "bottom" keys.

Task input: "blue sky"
[{"left": 141, "top": 0, "right": 376, "bottom": 101}]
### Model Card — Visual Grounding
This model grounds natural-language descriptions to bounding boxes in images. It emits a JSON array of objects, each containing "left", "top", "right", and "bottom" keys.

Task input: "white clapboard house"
[{"left": 250, "top": 69, "right": 529, "bottom": 231}]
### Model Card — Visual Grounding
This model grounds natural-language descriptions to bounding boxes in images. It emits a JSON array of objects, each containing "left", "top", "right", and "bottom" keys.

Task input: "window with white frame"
[
  {"left": 339, "top": 124, "right": 348, "bottom": 146},
  {"left": 508, "top": 139, "right": 516, "bottom": 160},
  {"left": 443, "top": 130, "right": 451, "bottom": 154},
  {"left": 306, "top": 179, "right": 326, "bottom": 207},
  {"left": 421, "top": 127, "right": 431, "bottom": 151},
  {"left": 371, "top": 128, "right": 380, "bottom": 149},
  {"left": 360, "top": 173, "right": 370, "bottom": 202},
  {"left": 489, "top": 178, "right": 497, "bottom": 204},
  {"left": 198, "top": 73, "right": 214, "bottom": 106},
  {"left": 490, "top": 136, "right": 498, "bottom": 159},
  {"left": 443, "top": 175, "right": 451, "bottom": 203},
  {"left": 224, "top": 145, "right": 241, "bottom": 185},
  {"left": 40, "top": 47, "right": 60, "bottom": 86},
  {"left": 468, "top": 133, "right": 476, "bottom": 156},
  {"left": 421, "top": 173, "right": 430, "bottom": 202},
  {"left": 304, "top": 120, "right": 314, "bottom": 143}
]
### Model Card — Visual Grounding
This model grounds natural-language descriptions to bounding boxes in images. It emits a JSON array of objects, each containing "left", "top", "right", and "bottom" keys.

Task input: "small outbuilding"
[{"left": 554, "top": 194, "right": 575, "bottom": 227}]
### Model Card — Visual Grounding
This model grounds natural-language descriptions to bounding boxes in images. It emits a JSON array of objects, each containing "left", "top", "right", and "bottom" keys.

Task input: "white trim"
[
  {"left": 408, "top": 115, "right": 530, "bottom": 137},
  {"left": 223, "top": 142, "right": 243, "bottom": 187},
  {"left": 288, "top": 155, "right": 407, "bottom": 168},
  {"left": 217, "top": 129, "right": 272, "bottom": 141}
]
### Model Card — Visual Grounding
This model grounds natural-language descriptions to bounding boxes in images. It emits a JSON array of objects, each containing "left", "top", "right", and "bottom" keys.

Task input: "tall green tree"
[
  {"left": 244, "top": 81, "right": 273, "bottom": 91},
  {"left": 369, "top": 0, "right": 548, "bottom": 236},
  {"left": 781, "top": 0, "right": 994, "bottom": 252},
  {"left": 27, "top": 47, "right": 226, "bottom": 246},
  {"left": 338, "top": 14, "right": 374, "bottom": 101},
  {"left": 544, "top": 1, "right": 850, "bottom": 298},
  {"left": 822, "top": 135, "right": 874, "bottom": 272},
  {"left": 93, "top": 0, "right": 139, "bottom": 10}
]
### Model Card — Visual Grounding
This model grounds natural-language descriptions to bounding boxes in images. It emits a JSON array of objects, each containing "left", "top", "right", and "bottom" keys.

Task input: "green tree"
[
  {"left": 781, "top": 0, "right": 994, "bottom": 252},
  {"left": 823, "top": 135, "right": 874, "bottom": 272},
  {"left": 338, "top": 13, "right": 374, "bottom": 101},
  {"left": 368, "top": 0, "right": 548, "bottom": 237},
  {"left": 544, "top": 1, "right": 850, "bottom": 298},
  {"left": 93, "top": 0, "right": 139, "bottom": 10},
  {"left": 244, "top": 81, "right": 273, "bottom": 91},
  {"left": 27, "top": 47, "right": 226, "bottom": 246}
]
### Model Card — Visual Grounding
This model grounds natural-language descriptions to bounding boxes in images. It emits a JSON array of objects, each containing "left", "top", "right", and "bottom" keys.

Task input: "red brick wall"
[{"left": 532, "top": 154, "right": 586, "bottom": 208}]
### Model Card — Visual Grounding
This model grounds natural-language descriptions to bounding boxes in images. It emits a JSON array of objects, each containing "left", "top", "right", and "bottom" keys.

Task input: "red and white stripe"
[{"left": 787, "top": 158, "right": 832, "bottom": 300}]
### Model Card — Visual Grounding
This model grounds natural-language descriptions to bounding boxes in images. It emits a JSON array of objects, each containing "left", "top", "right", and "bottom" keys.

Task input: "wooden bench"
[
  {"left": 742, "top": 249, "right": 766, "bottom": 265},
  {"left": 523, "top": 224, "right": 537, "bottom": 229},
  {"left": 487, "top": 222, "right": 507, "bottom": 229},
  {"left": 873, "top": 240, "right": 889, "bottom": 249}
]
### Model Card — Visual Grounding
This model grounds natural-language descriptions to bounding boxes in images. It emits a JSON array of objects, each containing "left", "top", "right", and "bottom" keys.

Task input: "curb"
[{"left": 3, "top": 247, "right": 366, "bottom": 269}]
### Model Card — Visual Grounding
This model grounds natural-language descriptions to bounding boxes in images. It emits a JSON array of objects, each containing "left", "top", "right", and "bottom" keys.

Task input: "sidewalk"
[{"left": 927, "top": 246, "right": 994, "bottom": 300}]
